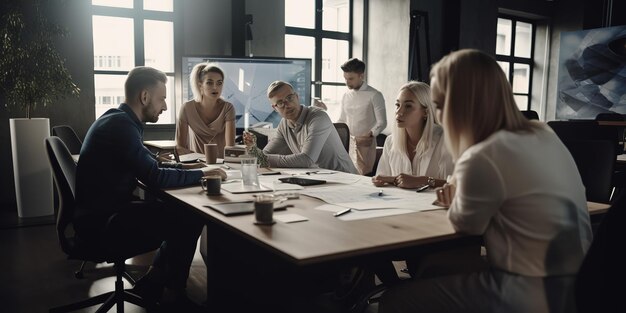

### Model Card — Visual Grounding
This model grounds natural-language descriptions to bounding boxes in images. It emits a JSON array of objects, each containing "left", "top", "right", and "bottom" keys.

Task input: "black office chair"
[
  {"left": 562, "top": 140, "right": 615, "bottom": 203},
  {"left": 333, "top": 122, "right": 350, "bottom": 152},
  {"left": 46, "top": 137, "right": 159, "bottom": 313},
  {"left": 520, "top": 110, "right": 539, "bottom": 120},
  {"left": 575, "top": 192, "right": 626, "bottom": 313},
  {"left": 595, "top": 112, "right": 624, "bottom": 121},
  {"left": 548, "top": 120, "right": 621, "bottom": 155},
  {"left": 52, "top": 125, "right": 83, "bottom": 155}
]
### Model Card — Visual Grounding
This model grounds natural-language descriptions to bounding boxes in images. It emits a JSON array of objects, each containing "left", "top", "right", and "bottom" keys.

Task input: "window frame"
[
  {"left": 91, "top": 0, "right": 178, "bottom": 126},
  {"left": 285, "top": 0, "right": 353, "bottom": 100},
  {"left": 495, "top": 14, "right": 536, "bottom": 111}
]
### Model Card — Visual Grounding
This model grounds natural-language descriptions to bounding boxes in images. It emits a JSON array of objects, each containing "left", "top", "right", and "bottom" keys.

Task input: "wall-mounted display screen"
[{"left": 182, "top": 56, "right": 312, "bottom": 128}]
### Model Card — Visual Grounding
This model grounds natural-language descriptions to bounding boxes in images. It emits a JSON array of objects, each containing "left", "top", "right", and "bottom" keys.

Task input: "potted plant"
[{"left": 0, "top": 0, "right": 80, "bottom": 217}]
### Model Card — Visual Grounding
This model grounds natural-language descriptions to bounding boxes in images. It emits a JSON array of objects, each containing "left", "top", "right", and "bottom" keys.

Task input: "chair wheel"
[{"left": 74, "top": 271, "right": 84, "bottom": 279}]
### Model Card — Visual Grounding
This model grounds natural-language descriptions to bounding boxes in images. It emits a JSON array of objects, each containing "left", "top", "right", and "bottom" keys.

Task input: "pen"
[
  {"left": 334, "top": 208, "right": 352, "bottom": 217},
  {"left": 416, "top": 184, "right": 430, "bottom": 192},
  {"left": 221, "top": 164, "right": 232, "bottom": 170}
]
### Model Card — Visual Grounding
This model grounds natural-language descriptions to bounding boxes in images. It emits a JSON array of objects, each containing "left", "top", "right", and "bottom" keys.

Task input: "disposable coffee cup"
[
  {"left": 254, "top": 194, "right": 275, "bottom": 224},
  {"left": 204, "top": 143, "right": 218, "bottom": 164},
  {"left": 200, "top": 175, "right": 221, "bottom": 195}
]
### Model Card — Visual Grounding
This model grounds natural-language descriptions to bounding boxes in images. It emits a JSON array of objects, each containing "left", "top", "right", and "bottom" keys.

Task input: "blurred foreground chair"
[
  {"left": 576, "top": 192, "right": 626, "bottom": 313},
  {"left": 46, "top": 136, "right": 158, "bottom": 313}
]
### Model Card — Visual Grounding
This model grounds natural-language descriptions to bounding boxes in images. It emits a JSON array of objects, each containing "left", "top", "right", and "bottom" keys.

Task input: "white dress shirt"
[
  {"left": 337, "top": 82, "right": 387, "bottom": 137},
  {"left": 375, "top": 125, "right": 453, "bottom": 179},
  {"left": 448, "top": 124, "right": 592, "bottom": 277}
]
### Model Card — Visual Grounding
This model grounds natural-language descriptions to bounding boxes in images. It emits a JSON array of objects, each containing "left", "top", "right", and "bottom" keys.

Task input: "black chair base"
[{"left": 50, "top": 263, "right": 153, "bottom": 313}]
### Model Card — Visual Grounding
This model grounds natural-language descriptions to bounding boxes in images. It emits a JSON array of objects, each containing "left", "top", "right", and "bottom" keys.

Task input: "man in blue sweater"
[{"left": 75, "top": 66, "right": 224, "bottom": 308}]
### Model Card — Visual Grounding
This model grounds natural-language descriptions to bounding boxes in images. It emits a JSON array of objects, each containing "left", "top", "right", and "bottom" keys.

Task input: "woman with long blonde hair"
[
  {"left": 380, "top": 49, "right": 592, "bottom": 313},
  {"left": 372, "top": 81, "right": 453, "bottom": 189}
]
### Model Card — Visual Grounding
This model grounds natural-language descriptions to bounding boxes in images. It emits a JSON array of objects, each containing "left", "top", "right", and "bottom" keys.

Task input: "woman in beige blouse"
[{"left": 176, "top": 63, "right": 235, "bottom": 158}]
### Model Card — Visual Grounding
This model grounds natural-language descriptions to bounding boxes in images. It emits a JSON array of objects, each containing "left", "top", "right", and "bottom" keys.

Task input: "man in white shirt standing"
[{"left": 337, "top": 58, "right": 387, "bottom": 175}]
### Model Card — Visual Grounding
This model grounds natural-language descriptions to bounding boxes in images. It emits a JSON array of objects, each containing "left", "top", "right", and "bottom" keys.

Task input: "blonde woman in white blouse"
[{"left": 372, "top": 81, "right": 453, "bottom": 189}]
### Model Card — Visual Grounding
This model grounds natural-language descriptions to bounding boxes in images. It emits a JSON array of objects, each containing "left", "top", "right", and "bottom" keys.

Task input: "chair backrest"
[
  {"left": 595, "top": 112, "right": 624, "bottom": 121},
  {"left": 520, "top": 110, "right": 539, "bottom": 120},
  {"left": 333, "top": 122, "right": 350, "bottom": 152},
  {"left": 52, "top": 125, "right": 83, "bottom": 155},
  {"left": 45, "top": 136, "right": 77, "bottom": 255},
  {"left": 562, "top": 140, "right": 615, "bottom": 203},
  {"left": 575, "top": 192, "right": 626, "bottom": 313},
  {"left": 548, "top": 120, "right": 621, "bottom": 155}
]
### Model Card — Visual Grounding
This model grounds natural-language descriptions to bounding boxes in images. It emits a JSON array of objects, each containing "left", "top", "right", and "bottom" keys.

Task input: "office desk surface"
[
  {"left": 159, "top": 182, "right": 609, "bottom": 267},
  {"left": 159, "top": 185, "right": 460, "bottom": 266}
]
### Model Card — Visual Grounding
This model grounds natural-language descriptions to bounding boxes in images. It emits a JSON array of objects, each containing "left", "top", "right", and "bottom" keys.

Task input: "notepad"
[
  {"left": 221, "top": 183, "right": 273, "bottom": 194},
  {"left": 205, "top": 202, "right": 291, "bottom": 216}
]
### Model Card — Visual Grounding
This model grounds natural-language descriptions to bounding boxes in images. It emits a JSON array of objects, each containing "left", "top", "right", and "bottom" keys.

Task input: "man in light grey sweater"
[{"left": 243, "top": 80, "right": 358, "bottom": 174}]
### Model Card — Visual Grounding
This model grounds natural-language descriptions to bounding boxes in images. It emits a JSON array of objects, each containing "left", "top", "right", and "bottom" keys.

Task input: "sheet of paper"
[
  {"left": 274, "top": 213, "right": 309, "bottom": 223},
  {"left": 305, "top": 185, "right": 441, "bottom": 212}
]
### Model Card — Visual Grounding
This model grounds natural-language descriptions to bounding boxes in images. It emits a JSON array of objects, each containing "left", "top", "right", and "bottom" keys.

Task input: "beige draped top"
[{"left": 175, "top": 99, "right": 235, "bottom": 158}]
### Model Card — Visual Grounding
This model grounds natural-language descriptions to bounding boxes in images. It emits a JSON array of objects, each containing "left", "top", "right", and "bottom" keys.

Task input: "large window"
[
  {"left": 92, "top": 0, "right": 176, "bottom": 124},
  {"left": 285, "top": 0, "right": 352, "bottom": 120},
  {"left": 495, "top": 15, "right": 535, "bottom": 111}
]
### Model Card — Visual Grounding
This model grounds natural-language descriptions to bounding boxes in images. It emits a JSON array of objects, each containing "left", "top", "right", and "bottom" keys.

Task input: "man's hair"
[
  {"left": 124, "top": 66, "right": 167, "bottom": 100},
  {"left": 190, "top": 63, "right": 225, "bottom": 102},
  {"left": 267, "top": 80, "right": 294, "bottom": 98},
  {"left": 340, "top": 58, "right": 366, "bottom": 73}
]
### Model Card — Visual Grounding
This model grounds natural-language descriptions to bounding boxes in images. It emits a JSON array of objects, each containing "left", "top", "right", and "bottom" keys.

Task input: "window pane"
[
  {"left": 497, "top": 61, "right": 510, "bottom": 81},
  {"left": 94, "top": 74, "right": 126, "bottom": 119},
  {"left": 93, "top": 16, "right": 134, "bottom": 70},
  {"left": 92, "top": 0, "right": 133, "bottom": 8},
  {"left": 513, "top": 95, "right": 528, "bottom": 111},
  {"left": 144, "top": 20, "right": 174, "bottom": 72},
  {"left": 514, "top": 21, "right": 532, "bottom": 58},
  {"left": 285, "top": 0, "right": 315, "bottom": 29},
  {"left": 512, "top": 63, "right": 530, "bottom": 93},
  {"left": 496, "top": 18, "right": 511, "bottom": 56},
  {"left": 143, "top": 0, "right": 173, "bottom": 12},
  {"left": 149, "top": 75, "right": 176, "bottom": 124},
  {"left": 322, "top": 39, "right": 348, "bottom": 83},
  {"left": 321, "top": 85, "right": 344, "bottom": 121},
  {"left": 285, "top": 35, "right": 316, "bottom": 81},
  {"left": 323, "top": 0, "right": 349, "bottom": 32}
]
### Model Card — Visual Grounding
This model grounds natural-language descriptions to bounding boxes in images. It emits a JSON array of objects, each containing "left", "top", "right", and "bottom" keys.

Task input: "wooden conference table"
[{"left": 152, "top": 169, "right": 610, "bottom": 309}]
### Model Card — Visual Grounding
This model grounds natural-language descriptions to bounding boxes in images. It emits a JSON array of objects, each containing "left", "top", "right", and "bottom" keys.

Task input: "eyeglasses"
[{"left": 272, "top": 93, "right": 297, "bottom": 109}]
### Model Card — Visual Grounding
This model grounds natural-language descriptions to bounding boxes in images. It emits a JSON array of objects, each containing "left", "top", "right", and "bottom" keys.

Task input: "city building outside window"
[
  {"left": 496, "top": 15, "right": 535, "bottom": 111},
  {"left": 92, "top": 0, "right": 176, "bottom": 124},
  {"left": 284, "top": 0, "right": 352, "bottom": 120}
]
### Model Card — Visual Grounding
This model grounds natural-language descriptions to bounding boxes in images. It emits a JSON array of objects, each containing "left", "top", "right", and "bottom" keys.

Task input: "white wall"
[
  {"left": 367, "top": 0, "right": 411, "bottom": 135},
  {"left": 246, "top": 0, "right": 284, "bottom": 58}
]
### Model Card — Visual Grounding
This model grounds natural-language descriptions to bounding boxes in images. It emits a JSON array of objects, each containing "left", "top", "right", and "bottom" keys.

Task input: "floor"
[{"left": 0, "top": 215, "right": 381, "bottom": 313}]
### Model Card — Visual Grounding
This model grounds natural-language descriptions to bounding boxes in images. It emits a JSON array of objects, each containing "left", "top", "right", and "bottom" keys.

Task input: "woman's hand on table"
[
  {"left": 433, "top": 182, "right": 456, "bottom": 208},
  {"left": 372, "top": 175, "right": 395, "bottom": 187},
  {"left": 393, "top": 174, "right": 426, "bottom": 189}
]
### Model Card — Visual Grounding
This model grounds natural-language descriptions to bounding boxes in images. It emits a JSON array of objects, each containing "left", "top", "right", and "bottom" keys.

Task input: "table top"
[
  {"left": 157, "top": 169, "right": 611, "bottom": 267},
  {"left": 159, "top": 184, "right": 460, "bottom": 266}
]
